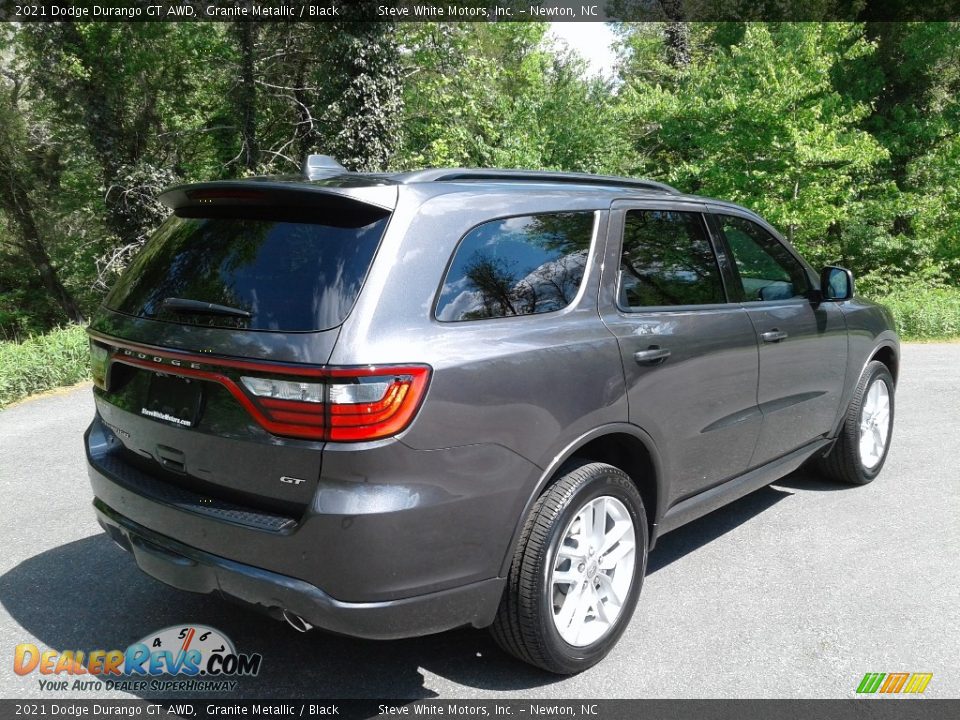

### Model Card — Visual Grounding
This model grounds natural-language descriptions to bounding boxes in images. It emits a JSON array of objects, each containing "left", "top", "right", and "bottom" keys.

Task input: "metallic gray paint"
[
  {"left": 87, "top": 415, "right": 537, "bottom": 602},
  {"left": 85, "top": 173, "right": 900, "bottom": 638},
  {"left": 94, "top": 498, "right": 505, "bottom": 639}
]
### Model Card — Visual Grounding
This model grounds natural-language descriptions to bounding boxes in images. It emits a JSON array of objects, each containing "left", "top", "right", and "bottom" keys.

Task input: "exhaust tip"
[{"left": 282, "top": 609, "right": 313, "bottom": 633}]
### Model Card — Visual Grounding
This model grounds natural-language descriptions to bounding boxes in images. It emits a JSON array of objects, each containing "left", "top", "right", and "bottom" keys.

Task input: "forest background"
[{"left": 1, "top": 21, "right": 958, "bottom": 404}]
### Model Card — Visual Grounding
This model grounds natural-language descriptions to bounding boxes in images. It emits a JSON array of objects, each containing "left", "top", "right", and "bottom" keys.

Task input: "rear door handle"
[
  {"left": 633, "top": 346, "right": 671, "bottom": 365},
  {"left": 761, "top": 329, "right": 789, "bottom": 343}
]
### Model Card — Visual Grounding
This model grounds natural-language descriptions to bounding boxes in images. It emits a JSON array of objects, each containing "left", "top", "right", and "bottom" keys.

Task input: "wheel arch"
[
  {"left": 498, "top": 424, "right": 666, "bottom": 577},
  {"left": 870, "top": 342, "right": 899, "bottom": 385},
  {"left": 829, "top": 335, "right": 900, "bottom": 440}
]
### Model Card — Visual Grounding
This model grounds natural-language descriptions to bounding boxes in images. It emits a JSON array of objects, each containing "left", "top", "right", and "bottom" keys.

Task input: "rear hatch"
[{"left": 88, "top": 181, "right": 396, "bottom": 520}]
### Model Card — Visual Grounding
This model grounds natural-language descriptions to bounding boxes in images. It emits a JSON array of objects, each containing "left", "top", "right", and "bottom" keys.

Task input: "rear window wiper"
[{"left": 161, "top": 297, "right": 252, "bottom": 319}]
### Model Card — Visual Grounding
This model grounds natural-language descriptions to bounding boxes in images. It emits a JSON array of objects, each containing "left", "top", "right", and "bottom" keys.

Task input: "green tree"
[
  {"left": 854, "top": 23, "right": 960, "bottom": 286},
  {"left": 0, "top": 54, "right": 84, "bottom": 324},
  {"left": 619, "top": 23, "right": 887, "bottom": 269},
  {"left": 16, "top": 24, "right": 217, "bottom": 245},
  {"left": 222, "top": 20, "right": 403, "bottom": 175},
  {"left": 396, "top": 23, "right": 629, "bottom": 173},
  {"left": 323, "top": 20, "right": 404, "bottom": 172}
]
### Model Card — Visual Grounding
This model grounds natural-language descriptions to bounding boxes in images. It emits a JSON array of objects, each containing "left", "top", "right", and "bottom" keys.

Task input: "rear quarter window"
[{"left": 435, "top": 212, "right": 595, "bottom": 322}]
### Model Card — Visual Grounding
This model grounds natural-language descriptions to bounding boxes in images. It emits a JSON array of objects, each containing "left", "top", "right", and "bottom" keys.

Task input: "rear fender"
[{"left": 498, "top": 423, "right": 666, "bottom": 577}]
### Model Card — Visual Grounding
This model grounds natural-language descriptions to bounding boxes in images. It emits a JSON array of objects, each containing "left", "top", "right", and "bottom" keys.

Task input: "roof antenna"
[{"left": 303, "top": 154, "right": 345, "bottom": 180}]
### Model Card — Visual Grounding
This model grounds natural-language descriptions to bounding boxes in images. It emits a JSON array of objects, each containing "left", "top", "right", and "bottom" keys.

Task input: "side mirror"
[{"left": 820, "top": 266, "right": 854, "bottom": 301}]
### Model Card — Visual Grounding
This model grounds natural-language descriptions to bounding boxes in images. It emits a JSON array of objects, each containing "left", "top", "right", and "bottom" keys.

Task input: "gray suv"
[{"left": 85, "top": 158, "right": 899, "bottom": 674}]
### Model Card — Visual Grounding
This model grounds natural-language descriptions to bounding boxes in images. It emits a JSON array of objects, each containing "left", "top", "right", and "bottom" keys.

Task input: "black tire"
[
  {"left": 490, "top": 460, "right": 648, "bottom": 674},
  {"left": 817, "top": 360, "right": 895, "bottom": 485}
]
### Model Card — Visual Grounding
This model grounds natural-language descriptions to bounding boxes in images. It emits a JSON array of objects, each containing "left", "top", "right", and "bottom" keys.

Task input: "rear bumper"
[
  {"left": 94, "top": 498, "right": 505, "bottom": 640},
  {"left": 84, "top": 409, "right": 534, "bottom": 638}
]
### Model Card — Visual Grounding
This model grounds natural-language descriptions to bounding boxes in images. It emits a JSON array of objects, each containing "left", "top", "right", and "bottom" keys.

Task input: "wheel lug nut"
[{"left": 577, "top": 563, "right": 585, "bottom": 572}]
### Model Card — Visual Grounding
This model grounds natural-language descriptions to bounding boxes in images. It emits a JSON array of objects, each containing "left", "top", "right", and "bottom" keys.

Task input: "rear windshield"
[{"left": 105, "top": 214, "right": 389, "bottom": 332}]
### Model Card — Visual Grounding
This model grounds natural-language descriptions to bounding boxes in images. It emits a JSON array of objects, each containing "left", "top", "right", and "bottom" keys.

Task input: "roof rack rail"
[{"left": 393, "top": 168, "right": 680, "bottom": 194}]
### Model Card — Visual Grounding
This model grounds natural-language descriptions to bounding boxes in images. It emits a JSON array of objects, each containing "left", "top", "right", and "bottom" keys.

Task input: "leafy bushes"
[
  {"left": 870, "top": 287, "right": 960, "bottom": 340},
  {"left": 0, "top": 325, "right": 89, "bottom": 408}
]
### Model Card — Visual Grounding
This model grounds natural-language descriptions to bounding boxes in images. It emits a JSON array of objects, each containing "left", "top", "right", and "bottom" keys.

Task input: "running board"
[{"left": 657, "top": 439, "right": 831, "bottom": 536}]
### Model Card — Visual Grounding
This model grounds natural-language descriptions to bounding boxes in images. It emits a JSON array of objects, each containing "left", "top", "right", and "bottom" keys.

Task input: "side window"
[
  {"left": 618, "top": 209, "right": 725, "bottom": 308},
  {"left": 715, "top": 214, "right": 809, "bottom": 302},
  {"left": 436, "top": 212, "right": 595, "bottom": 322}
]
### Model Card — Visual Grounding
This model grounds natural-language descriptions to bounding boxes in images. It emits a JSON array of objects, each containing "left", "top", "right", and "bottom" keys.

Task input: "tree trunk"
[
  {"left": 0, "top": 168, "right": 84, "bottom": 323},
  {"left": 16, "top": 228, "right": 85, "bottom": 324},
  {"left": 293, "top": 51, "right": 315, "bottom": 163},
  {"left": 664, "top": 23, "right": 691, "bottom": 69},
  {"left": 234, "top": 20, "right": 259, "bottom": 173},
  {"left": 56, "top": 24, "right": 144, "bottom": 246},
  {"left": 661, "top": 1, "right": 690, "bottom": 69}
]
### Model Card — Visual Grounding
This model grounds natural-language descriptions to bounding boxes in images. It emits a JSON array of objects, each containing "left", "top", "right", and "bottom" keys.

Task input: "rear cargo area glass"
[{"left": 105, "top": 214, "right": 389, "bottom": 331}]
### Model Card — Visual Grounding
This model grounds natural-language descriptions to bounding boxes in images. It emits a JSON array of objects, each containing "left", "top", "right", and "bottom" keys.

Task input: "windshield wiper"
[{"left": 161, "top": 297, "right": 252, "bottom": 318}]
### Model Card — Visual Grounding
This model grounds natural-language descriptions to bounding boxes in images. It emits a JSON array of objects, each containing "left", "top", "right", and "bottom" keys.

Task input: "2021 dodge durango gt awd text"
[{"left": 85, "top": 158, "right": 899, "bottom": 674}]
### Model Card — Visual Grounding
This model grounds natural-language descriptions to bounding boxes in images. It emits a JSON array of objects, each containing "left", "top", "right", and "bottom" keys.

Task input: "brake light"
[
  {"left": 186, "top": 188, "right": 267, "bottom": 202},
  {"left": 239, "top": 366, "right": 431, "bottom": 442},
  {"left": 91, "top": 332, "right": 432, "bottom": 443}
]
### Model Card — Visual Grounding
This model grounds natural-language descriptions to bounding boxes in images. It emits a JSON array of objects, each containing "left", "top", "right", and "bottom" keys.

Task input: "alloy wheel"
[
  {"left": 550, "top": 495, "right": 636, "bottom": 647},
  {"left": 859, "top": 378, "right": 891, "bottom": 470}
]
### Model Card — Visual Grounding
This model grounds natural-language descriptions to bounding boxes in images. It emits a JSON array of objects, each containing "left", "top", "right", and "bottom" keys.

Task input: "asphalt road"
[{"left": 1, "top": 343, "right": 957, "bottom": 700}]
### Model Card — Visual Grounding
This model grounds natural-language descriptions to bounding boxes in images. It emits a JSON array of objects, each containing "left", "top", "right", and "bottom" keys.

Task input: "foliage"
[
  {"left": 0, "top": 324, "right": 89, "bottom": 407},
  {"left": 0, "top": 20, "right": 959, "bottom": 349},
  {"left": 868, "top": 286, "right": 960, "bottom": 340},
  {"left": 0, "top": 245, "right": 62, "bottom": 340},
  {"left": 325, "top": 22, "right": 404, "bottom": 172},
  {"left": 619, "top": 24, "right": 887, "bottom": 266},
  {"left": 395, "top": 23, "right": 629, "bottom": 172}
]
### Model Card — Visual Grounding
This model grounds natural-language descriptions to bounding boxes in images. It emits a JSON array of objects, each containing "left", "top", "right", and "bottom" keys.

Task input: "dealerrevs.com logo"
[{"left": 14, "top": 625, "right": 262, "bottom": 693}]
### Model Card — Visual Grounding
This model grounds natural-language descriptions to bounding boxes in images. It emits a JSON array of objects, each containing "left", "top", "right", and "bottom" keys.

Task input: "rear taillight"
[
  {"left": 239, "top": 366, "right": 431, "bottom": 442},
  {"left": 92, "top": 332, "right": 431, "bottom": 443},
  {"left": 89, "top": 340, "right": 110, "bottom": 389}
]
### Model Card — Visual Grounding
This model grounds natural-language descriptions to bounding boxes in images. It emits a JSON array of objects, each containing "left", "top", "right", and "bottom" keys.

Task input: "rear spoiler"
[{"left": 159, "top": 180, "right": 399, "bottom": 223}]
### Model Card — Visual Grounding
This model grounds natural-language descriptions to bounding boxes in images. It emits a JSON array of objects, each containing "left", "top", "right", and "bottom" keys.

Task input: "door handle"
[
  {"left": 633, "top": 346, "right": 671, "bottom": 365},
  {"left": 761, "top": 329, "right": 789, "bottom": 343}
]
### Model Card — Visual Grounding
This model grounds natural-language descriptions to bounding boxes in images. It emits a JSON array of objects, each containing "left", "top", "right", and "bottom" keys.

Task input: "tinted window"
[
  {"left": 715, "top": 214, "right": 809, "bottom": 301},
  {"left": 618, "top": 210, "right": 725, "bottom": 308},
  {"left": 436, "top": 212, "right": 595, "bottom": 322},
  {"left": 105, "top": 214, "right": 388, "bottom": 332}
]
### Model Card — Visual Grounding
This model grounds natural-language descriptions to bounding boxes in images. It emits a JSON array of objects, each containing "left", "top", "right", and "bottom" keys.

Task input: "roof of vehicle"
[
  {"left": 160, "top": 158, "right": 761, "bottom": 221},
  {"left": 296, "top": 168, "right": 756, "bottom": 215},
  {"left": 296, "top": 164, "right": 754, "bottom": 211},
  {"left": 271, "top": 167, "right": 686, "bottom": 196},
  {"left": 299, "top": 154, "right": 686, "bottom": 195}
]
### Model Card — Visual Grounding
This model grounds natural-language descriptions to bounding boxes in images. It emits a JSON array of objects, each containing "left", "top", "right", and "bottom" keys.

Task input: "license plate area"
[{"left": 142, "top": 373, "right": 204, "bottom": 428}]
